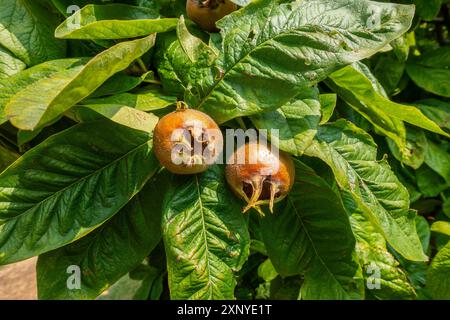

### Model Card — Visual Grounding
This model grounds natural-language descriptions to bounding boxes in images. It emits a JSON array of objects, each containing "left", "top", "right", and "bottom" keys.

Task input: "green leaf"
[
  {"left": 387, "top": 127, "right": 428, "bottom": 169},
  {"left": 260, "top": 160, "right": 363, "bottom": 300},
  {"left": 327, "top": 64, "right": 449, "bottom": 146},
  {"left": 5, "top": 35, "right": 155, "bottom": 131},
  {"left": 415, "top": 215, "right": 431, "bottom": 254},
  {"left": 431, "top": 221, "right": 450, "bottom": 237},
  {"left": 0, "top": 58, "right": 87, "bottom": 125},
  {"left": 154, "top": 31, "right": 192, "bottom": 97},
  {"left": 50, "top": 0, "right": 115, "bottom": 16},
  {"left": 412, "top": 0, "right": 442, "bottom": 21},
  {"left": 55, "top": 4, "right": 178, "bottom": 39},
  {"left": 0, "top": 144, "right": 19, "bottom": 172},
  {"left": 269, "top": 276, "right": 302, "bottom": 300},
  {"left": 299, "top": 257, "right": 362, "bottom": 300},
  {"left": 424, "top": 139, "right": 450, "bottom": 183},
  {"left": 176, "top": 16, "right": 217, "bottom": 63},
  {"left": 0, "top": 0, "right": 66, "bottom": 66},
  {"left": 427, "top": 241, "right": 450, "bottom": 300},
  {"left": 187, "top": 0, "right": 415, "bottom": 123},
  {"left": 258, "top": 259, "right": 278, "bottom": 283},
  {"left": 319, "top": 94, "right": 337, "bottom": 125},
  {"left": 98, "top": 273, "right": 149, "bottom": 300},
  {"left": 413, "top": 99, "right": 450, "bottom": 133},
  {"left": 406, "top": 47, "right": 450, "bottom": 98},
  {"left": 230, "top": 0, "right": 252, "bottom": 6},
  {"left": 251, "top": 87, "right": 321, "bottom": 156},
  {"left": 305, "top": 120, "right": 427, "bottom": 262},
  {"left": 81, "top": 88, "right": 176, "bottom": 111},
  {"left": 36, "top": 173, "right": 168, "bottom": 300},
  {"left": 349, "top": 202, "right": 416, "bottom": 300},
  {"left": 326, "top": 64, "right": 404, "bottom": 155},
  {"left": 89, "top": 72, "right": 150, "bottom": 98},
  {"left": 68, "top": 106, "right": 159, "bottom": 132},
  {"left": 0, "top": 46, "right": 26, "bottom": 79},
  {"left": 416, "top": 165, "right": 449, "bottom": 197},
  {"left": 373, "top": 54, "right": 405, "bottom": 95},
  {"left": 444, "top": 197, "right": 450, "bottom": 219},
  {"left": 391, "top": 34, "right": 411, "bottom": 63},
  {"left": 0, "top": 119, "right": 159, "bottom": 265},
  {"left": 162, "top": 166, "right": 250, "bottom": 300}
]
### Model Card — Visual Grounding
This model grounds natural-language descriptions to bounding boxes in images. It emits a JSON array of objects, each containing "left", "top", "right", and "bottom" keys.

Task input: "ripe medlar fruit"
[
  {"left": 225, "top": 142, "right": 295, "bottom": 215},
  {"left": 186, "top": 0, "right": 238, "bottom": 32},
  {"left": 153, "top": 103, "right": 223, "bottom": 175}
]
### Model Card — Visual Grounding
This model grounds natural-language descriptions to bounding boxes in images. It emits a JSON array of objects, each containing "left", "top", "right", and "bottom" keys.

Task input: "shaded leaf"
[
  {"left": 416, "top": 164, "right": 449, "bottom": 197},
  {"left": 406, "top": 47, "right": 450, "bottom": 98},
  {"left": 0, "top": 144, "right": 19, "bottom": 172},
  {"left": 424, "top": 139, "right": 450, "bottom": 183},
  {"left": 411, "top": 0, "right": 442, "bottom": 21},
  {"left": 413, "top": 99, "right": 450, "bottom": 134}
]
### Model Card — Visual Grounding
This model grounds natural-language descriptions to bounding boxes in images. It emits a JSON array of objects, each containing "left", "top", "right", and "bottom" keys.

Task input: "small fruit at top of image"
[
  {"left": 186, "top": 0, "right": 238, "bottom": 32},
  {"left": 226, "top": 141, "right": 295, "bottom": 216},
  {"left": 153, "top": 102, "right": 223, "bottom": 175}
]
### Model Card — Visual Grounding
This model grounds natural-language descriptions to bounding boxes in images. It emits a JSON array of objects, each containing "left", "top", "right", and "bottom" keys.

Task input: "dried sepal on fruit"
[
  {"left": 186, "top": 0, "right": 238, "bottom": 32},
  {"left": 225, "top": 142, "right": 295, "bottom": 216},
  {"left": 153, "top": 102, "right": 223, "bottom": 174}
]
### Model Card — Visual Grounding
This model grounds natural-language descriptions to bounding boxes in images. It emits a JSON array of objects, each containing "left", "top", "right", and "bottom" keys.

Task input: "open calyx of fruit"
[{"left": 225, "top": 142, "right": 295, "bottom": 215}]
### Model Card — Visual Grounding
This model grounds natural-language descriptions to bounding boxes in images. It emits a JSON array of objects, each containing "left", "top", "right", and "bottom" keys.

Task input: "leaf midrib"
[{"left": 194, "top": 174, "right": 214, "bottom": 299}]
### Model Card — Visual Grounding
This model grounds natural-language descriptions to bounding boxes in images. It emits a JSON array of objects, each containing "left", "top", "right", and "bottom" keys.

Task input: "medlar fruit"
[
  {"left": 153, "top": 102, "right": 223, "bottom": 175},
  {"left": 225, "top": 142, "right": 295, "bottom": 215},
  {"left": 186, "top": 0, "right": 238, "bottom": 32}
]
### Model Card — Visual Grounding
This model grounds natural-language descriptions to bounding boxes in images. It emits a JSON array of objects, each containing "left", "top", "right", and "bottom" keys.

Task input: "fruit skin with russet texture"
[
  {"left": 153, "top": 105, "right": 223, "bottom": 175},
  {"left": 225, "top": 142, "right": 295, "bottom": 215},
  {"left": 186, "top": 0, "right": 238, "bottom": 32}
]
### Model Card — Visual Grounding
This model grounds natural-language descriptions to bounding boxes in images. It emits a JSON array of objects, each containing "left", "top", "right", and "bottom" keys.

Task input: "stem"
[
  {"left": 176, "top": 101, "right": 189, "bottom": 110},
  {"left": 142, "top": 79, "right": 162, "bottom": 85},
  {"left": 136, "top": 58, "right": 148, "bottom": 73},
  {"left": 236, "top": 117, "right": 247, "bottom": 130}
]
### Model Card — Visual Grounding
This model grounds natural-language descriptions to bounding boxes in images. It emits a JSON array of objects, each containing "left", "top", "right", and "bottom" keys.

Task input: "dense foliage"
[{"left": 0, "top": 0, "right": 449, "bottom": 300}]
